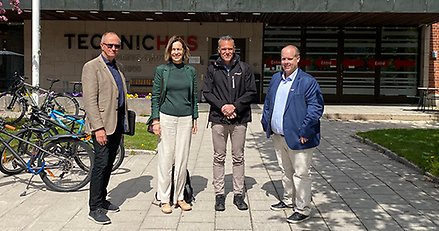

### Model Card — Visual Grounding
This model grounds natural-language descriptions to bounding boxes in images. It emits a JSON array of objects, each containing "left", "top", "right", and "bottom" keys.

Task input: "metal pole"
[{"left": 32, "top": 0, "right": 40, "bottom": 104}]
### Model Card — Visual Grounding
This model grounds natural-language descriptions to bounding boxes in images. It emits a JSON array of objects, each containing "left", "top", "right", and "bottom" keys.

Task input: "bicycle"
[
  {"left": 0, "top": 73, "right": 79, "bottom": 124},
  {"left": 0, "top": 118, "right": 94, "bottom": 194},
  {"left": 25, "top": 105, "right": 125, "bottom": 172}
]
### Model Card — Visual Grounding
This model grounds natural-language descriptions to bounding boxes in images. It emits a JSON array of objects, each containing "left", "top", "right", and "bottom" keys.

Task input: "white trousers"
[
  {"left": 272, "top": 134, "right": 314, "bottom": 216},
  {"left": 157, "top": 112, "right": 192, "bottom": 204}
]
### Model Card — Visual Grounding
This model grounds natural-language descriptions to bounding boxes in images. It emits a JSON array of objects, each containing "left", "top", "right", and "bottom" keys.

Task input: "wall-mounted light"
[{"left": 432, "top": 51, "right": 438, "bottom": 59}]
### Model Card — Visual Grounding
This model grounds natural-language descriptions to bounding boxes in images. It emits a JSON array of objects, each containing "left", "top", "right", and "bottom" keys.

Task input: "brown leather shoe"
[
  {"left": 161, "top": 203, "right": 172, "bottom": 214},
  {"left": 176, "top": 200, "right": 192, "bottom": 211}
]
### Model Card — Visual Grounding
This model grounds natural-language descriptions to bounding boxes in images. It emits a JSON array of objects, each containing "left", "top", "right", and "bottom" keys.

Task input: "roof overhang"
[{"left": 2, "top": 0, "right": 439, "bottom": 26}]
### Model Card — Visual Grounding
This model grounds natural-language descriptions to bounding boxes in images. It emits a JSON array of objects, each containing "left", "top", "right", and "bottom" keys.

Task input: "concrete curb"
[
  {"left": 324, "top": 113, "right": 439, "bottom": 121},
  {"left": 125, "top": 149, "right": 156, "bottom": 155},
  {"left": 352, "top": 134, "right": 439, "bottom": 184}
]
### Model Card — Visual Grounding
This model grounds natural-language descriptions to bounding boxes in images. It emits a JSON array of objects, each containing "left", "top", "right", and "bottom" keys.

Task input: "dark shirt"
[
  {"left": 160, "top": 62, "right": 192, "bottom": 117},
  {"left": 101, "top": 54, "right": 125, "bottom": 108}
]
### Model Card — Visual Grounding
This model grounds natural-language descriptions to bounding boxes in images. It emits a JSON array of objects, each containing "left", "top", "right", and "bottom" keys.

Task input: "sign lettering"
[{"left": 64, "top": 34, "right": 198, "bottom": 51}]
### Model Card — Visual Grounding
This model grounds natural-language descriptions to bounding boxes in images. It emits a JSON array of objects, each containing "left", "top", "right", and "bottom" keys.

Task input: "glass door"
[
  {"left": 341, "top": 27, "right": 377, "bottom": 102},
  {"left": 380, "top": 27, "right": 418, "bottom": 98},
  {"left": 303, "top": 27, "right": 339, "bottom": 101}
]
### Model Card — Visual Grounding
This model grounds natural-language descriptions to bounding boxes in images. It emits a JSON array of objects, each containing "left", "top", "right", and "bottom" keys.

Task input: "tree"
[{"left": 0, "top": 0, "right": 22, "bottom": 22}]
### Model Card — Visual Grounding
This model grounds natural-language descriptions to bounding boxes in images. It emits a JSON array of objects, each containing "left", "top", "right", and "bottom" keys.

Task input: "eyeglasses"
[{"left": 102, "top": 43, "right": 121, "bottom": 49}]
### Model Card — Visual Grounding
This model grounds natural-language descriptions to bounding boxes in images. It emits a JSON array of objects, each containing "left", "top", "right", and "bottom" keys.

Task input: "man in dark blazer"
[
  {"left": 82, "top": 32, "right": 128, "bottom": 225},
  {"left": 261, "top": 45, "right": 324, "bottom": 223}
]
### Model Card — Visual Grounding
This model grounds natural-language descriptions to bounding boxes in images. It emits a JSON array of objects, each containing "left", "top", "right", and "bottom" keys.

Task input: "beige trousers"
[
  {"left": 157, "top": 113, "right": 192, "bottom": 204},
  {"left": 212, "top": 123, "right": 247, "bottom": 195},
  {"left": 272, "top": 134, "right": 314, "bottom": 216}
]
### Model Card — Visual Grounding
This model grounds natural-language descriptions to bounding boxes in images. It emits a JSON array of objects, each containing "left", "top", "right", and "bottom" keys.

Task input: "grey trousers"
[{"left": 211, "top": 123, "right": 247, "bottom": 195}]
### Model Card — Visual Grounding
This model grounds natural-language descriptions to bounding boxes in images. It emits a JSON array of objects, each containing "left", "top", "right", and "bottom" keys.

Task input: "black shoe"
[
  {"left": 287, "top": 212, "right": 310, "bottom": 223},
  {"left": 88, "top": 208, "right": 111, "bottom": 225},
  {"left": 270, "top": 201, "right": 293, "bottom": 211},
  {"left": 233, "top": 194, "right": 248, "bottom": 210},
  {"left": 103, "top": 200, "right": 120, "bottom": 213},
  {"left": 215, "top": 194, "right": 225, "bottom": 211}
]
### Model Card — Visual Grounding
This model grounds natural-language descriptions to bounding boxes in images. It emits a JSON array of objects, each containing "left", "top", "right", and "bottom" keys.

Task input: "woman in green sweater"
[{"left": 149, "top": 35, "right": 198, "bottom": 214}]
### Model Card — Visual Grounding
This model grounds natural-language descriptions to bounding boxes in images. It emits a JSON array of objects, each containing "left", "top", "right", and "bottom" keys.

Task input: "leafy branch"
[{"left": 0, "top": 0, "right": 22, "bottom": 22}]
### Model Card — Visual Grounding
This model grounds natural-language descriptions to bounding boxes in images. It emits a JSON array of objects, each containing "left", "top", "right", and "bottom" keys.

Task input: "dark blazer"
[
  {"left": 261, "top": 69, "right": 324, "bottom": 150},
  {"left": 82, "top": 55, "right": 128, "bottom": 135}
]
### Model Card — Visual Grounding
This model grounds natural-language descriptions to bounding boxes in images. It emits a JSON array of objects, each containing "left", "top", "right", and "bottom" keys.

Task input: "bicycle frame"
[
  {"left": 49, "top": 109, "right": 85, "bottom": 133},
  {"left": 5, "top": 75, "right": 70, "bottom": 112},
  {"left": 0, "top": 128, "right": 51, "bottom": 175}
]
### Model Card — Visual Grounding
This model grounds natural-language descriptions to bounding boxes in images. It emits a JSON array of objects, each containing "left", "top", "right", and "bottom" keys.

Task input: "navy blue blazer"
[{"left": 261, "top": 69, "right": 324, "bottom": 150}]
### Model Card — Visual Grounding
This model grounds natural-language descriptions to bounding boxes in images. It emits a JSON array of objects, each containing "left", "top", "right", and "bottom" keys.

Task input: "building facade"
[{"left": 1, "top": 0, "right": 438, "bottom": 104}]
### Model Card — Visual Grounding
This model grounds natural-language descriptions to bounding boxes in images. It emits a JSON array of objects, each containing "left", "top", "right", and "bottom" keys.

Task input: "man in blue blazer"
[{"left": 261, "top": 45, "right": 324, "bottom": 223}]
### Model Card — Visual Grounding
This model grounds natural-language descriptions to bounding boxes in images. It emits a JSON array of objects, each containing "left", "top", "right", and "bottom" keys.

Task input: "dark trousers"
[{"left": 89, "top": 108, "right": 124, "bottom": 211}]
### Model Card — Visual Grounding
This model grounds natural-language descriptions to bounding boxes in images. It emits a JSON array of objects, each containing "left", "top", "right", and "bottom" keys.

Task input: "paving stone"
[
  {"left": 177, "top": 222, "right": 215, "bottom": 231},
  {"left": 215, "top": 216, "right": 252, "bottom": 230},
  {"left": 360, "top": 218, "right": 403, "bottom": 231}
]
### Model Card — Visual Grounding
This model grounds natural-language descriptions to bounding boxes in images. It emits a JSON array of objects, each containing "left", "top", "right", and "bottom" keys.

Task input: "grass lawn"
[
  {"left": 357, "top": 128, "right": 439, "bottom": 177},
  {"left": 124, "top": 122, "right": 158, "bottom": 151}
]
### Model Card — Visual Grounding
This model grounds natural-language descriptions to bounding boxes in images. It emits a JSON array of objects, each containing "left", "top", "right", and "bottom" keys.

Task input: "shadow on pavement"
[
  {"left": 191, "top": 175, "right": 208, "bottom": 198},
  {"left": 108, "top": 175, "right": 153, "bottom": 206}
]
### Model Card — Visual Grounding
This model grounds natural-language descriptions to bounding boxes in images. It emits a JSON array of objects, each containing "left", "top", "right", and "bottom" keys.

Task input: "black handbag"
[{"left": 124, "top": 110, "right": 136, "bottom": 136}]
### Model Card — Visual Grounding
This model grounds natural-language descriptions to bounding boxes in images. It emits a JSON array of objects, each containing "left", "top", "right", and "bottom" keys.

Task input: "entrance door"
[
  {"left": 263, "top": 26, "right": 419, "bottom": 103},
  {"left": 305, "top": 26, "right": 418, "bottom": 103},
  {"left": 304, "top": 27, "right": 339, "bottom": 101},
  {"left": 340, "top": 27, "right": 377, "bottom": 103}
]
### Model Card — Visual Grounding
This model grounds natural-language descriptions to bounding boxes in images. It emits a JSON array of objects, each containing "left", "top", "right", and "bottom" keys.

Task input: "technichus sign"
[{"left": 64, "top": 34, "right": 198, "bottom": 51}]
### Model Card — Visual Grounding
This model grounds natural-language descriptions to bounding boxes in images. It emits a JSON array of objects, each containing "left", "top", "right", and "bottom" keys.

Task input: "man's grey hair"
[
  {"left": 217, "top": 35, "right": 235, "bottom": 48},
  {"left": 100, "top": 32, "right": 120, "bottom": 44}
]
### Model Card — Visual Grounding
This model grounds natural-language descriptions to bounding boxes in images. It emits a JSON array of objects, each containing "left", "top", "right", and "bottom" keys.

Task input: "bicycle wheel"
[
  {"left": 74, "top": 137, "right": 124, "bottom": 172},
  {"left": 52, "top": 94, "right": 80, "bottom": 116},
  {"left": 0, "top": 129, "right": 42, "bottom": 175},
  {"left": 39, "top": 137, "right": 93, "bottom": 192},
  {"left": 0, "top": 135, "right": 26, "bottom": 175},
  {"left": 74, "top": 141, "right": 94, "bottom": 172},
  {"left": 112, "top": 140, "right": 125, "bottom": 172},
  {"left": 0, "top": 92, "right": 27, "bottom": 124}
]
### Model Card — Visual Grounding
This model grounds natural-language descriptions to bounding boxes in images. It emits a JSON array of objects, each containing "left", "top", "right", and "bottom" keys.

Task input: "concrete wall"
[
  {"left": 75, "top": 97, "right": 151, "bottom": 117},
  {"left": 23, "top": 20, "right": 263, "bottom": 95}
]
